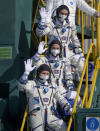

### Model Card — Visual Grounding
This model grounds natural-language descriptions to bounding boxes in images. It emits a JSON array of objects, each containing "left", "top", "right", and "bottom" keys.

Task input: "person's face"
[
  {"left": 50, "top": 44, "right": 61, "bottom": 57},
  {"left": 39, "top": 71, "right": 50, "bottom": 77},
  {"left": 51, "top": 44, "right": 60, "bottom": 51},
  {"left": 59, "top": 9, "right": 68, "bottom": 16},
  {"left": 58, "top": 9, "right": 68, "bottom": 22}
]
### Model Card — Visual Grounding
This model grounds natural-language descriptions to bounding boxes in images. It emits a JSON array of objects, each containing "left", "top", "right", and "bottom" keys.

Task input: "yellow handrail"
[
  {"left": 81, "top": 11, "right": 84, "bottom": 54},
  {"left": 87, "top": 58, "right": 99, "bottom": 107},
  {"left": 97, "top": 1, "right": 100, "bottom": 57},
  {"left": 32, "top": 0, "right": 40, "bottom": 31},
  {"left": 41, "top": 0, "right": 46, "bottom": 7},
  {"left": 67, "top": 43, "right": 96, "bottom": 131},
  {"left": 20, "top": 106, "right": 28, "bottom": 131},
  {"left": 78, "top": 9, "right": 80, "bottom": 25},
  {"left": 91, "top": 1, "right": 95, "bottom": 43},
  {"left": 85, "top": 0, "right": 88, "bottom": 28}
]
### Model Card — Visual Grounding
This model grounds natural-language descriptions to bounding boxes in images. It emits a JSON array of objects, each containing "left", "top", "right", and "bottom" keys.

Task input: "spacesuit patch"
[
  {"left": 70, "top": 1, "right": 73, "bottom": 5},
  {"left": 54, "top": 70, "right": 59, "bottom": 74},
  {"left": 61, "top": 36, "right": 67, "bottom": 41},
  {"left": 33, "top": 97, "right": 39, "bottom": 104},
  {"left": 43, "top": 98, "right": 49, "bottom": 102}
]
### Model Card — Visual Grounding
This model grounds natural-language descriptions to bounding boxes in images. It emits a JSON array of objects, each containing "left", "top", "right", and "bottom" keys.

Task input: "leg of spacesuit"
[
  {"left": 29, "top": 110, "right": 44, "bottom": 131},
  {"left": 47, "top": 114, "right": 67, "bottom": 131}
]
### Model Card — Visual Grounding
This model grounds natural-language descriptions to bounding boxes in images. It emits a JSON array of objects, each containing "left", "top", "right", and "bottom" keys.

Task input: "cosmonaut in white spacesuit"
[
  {"left": 36, "top": 5, "right": 85, "bottom": 80},
  {"left": 45, "top": 0, "right": 100, "bottom": 25},
  {"left": 32, "top": 40, "right": 74, "bottom": 91},
  {"left": 18, "top": 61, "right": 71, "bottom": 131}
]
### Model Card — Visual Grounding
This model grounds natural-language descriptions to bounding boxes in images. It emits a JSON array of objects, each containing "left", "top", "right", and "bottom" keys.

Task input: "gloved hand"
[
  {"left": 68, "top": 85, "right": 74, "bottom": 91},
  {"left": 66, "top": 90, "right": 77, "bottom": 100},
  {"left": 67, "top": 108, "right": 73, "bottom": 115},
  {"left": 39, "top": 7, "right": 47, "bottom": 23},
  {"left": 38, "top": 41, "right": 47, "bottom": 54},
  {"left": 94, "top": 12, "right": 100, "bottom": 17},
  {"left": 24, "top": 59, "right": 36, "bottom": 75},
  {"left": 64, "top": 103, "right": 71, "bottom": 112}
]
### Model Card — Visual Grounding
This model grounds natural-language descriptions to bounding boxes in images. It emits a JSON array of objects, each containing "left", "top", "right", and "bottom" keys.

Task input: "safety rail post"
[
  {"left": 67, "top": 43, "right": 96, "bottom": 131},
  {"left": 87, "top": 59, "right": 98, "bottom": 108},
  {"left": 32, "top": 0, "right": 40, "bottom": 31},
  {"left": 85, "top": 62, "right": 88, "bottom": 107},
  {"left": 20, "top": 106, "right": 28, "bottom": 131},
  {"left": 45, "top": 35, "right": 47, "bottom": 48},
  {"left": 85, "top": 0, "right": 88, "bottom": 28},
  {"left": 31, "top": 0, "right": 40, "bottom": 50},
  {"left": 81, "top": 11, "right": 84, "bottom": 54},
  {"left": 97, "top": 1, "right": 100, "bottom": 58},
  {"left": 78, "top": 9, "right": 80, "bottom": 25},
  {"left": 41, "top": 0, "right": 46, "bottom": 7},
  {"left": 91, "top": 1, "right": 95, "bottom": 43}
]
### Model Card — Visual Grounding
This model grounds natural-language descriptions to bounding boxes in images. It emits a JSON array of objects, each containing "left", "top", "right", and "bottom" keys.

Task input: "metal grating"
[{"left": 0, "top": 46, "right": 12, "bottom": 59}]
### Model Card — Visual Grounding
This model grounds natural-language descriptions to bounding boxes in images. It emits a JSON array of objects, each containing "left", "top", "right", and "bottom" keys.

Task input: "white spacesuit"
[
  {"left": 45, "top": 0, "right": 97, "bottom": 25},
  {"left": 18, "top": 62, "right": 70, "bottom": 131},
  {"left": 32, "top": 40, "right": 74, "bottom": 91},
  {"left": 36, "top": 6, "right": 85, "bottom": 80}
]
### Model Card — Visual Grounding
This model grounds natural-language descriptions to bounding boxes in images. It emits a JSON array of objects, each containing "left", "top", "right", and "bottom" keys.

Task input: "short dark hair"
[{"left": 56, "top": 5, "right": 70, "bottom": 18}]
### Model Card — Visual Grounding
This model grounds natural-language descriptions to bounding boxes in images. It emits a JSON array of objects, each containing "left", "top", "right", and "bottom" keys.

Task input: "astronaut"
[
  {"left": 45, "top": 0, "right": 100, "bottom": 25},
  {"left": 36, "top": 5, "right": 85, "bottom": 80},
  {"left": 18, "top": 61, "right": 71, "bottom": 131},
  {"left": 32, "top": 40, "right": 74, "bottom": 91}
]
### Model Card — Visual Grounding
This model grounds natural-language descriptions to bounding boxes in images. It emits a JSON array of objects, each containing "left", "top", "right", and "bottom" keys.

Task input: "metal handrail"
[
  {"left": 97, "top": 1, "right": 100, "bottom": 57},
  {"left": 20, "top": 106, "right": 28, "bottom": 131},
  {"left": 41, "top": 0, "right": 46, "bottom": 7},
  {"left": 67, "top": 43, "right": 97, "bottom": 131}
]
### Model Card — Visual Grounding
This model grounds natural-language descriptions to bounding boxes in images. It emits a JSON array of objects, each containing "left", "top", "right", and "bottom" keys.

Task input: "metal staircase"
[{"left": 0, "top": 0, "right": 100, "bottom": 131}]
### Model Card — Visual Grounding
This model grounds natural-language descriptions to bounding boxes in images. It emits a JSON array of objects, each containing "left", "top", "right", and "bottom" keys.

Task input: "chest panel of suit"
[
  {"left": 49, "top": 61, "right": 64, "bottom": 79},
  {"left": 32, "top": 86, "right": 54, "bottom": 107},
  {"left": 49, "top": 27, "right": 72, "bottom": 47},
  {"left": 56, "top": 27, "right": 72, "bottom": 45}
]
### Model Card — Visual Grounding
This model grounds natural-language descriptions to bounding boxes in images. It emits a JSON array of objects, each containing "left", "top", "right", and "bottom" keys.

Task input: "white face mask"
[
  {"left": 39, "top": 75, "right": 49, "bottom": 82},
  {"left": 58, "top": 14, "right": 67, "bottom": 22},
  {"left": 51, "top": 49, "right": 60, "bottom": 57}
]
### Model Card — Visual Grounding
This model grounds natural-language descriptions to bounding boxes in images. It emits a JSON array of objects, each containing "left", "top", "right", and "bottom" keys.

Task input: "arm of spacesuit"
[
  {"left": 45, "top": 0, "right": 54, "bottom": 23},
  {"left": 32, "top": 41, "right": 47, "bottom": 67},
  {"left": 36, "top": 8, "right": 53, "bottom": 37},
  {"left": 18, "top": 59, "right": 36, "bottom": 92},
  {"left": 76, "top": 0, "right": 97, "bottom": 16},
  {"left": 64, "top": 59, "right": 74, "bottom": 90},
  {"left": 71, "top": 26, "right": 83, "bottom": 54},
  {"left": 32, "top": 41, "right": 47, "bottom": 61},
  {"left": 54, "top": 90, "right": 71, "bottom": 112}
]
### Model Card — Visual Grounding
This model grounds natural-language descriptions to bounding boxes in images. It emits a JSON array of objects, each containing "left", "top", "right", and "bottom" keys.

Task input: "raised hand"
[
  {"left": 39, "top": 7, "right": 47, "bottom": 22},
  {"left": 38, "top": 41, "right": 47, "bottom": 54},
  {"left": 24, "top": 59, "right": 36, "bottom": 75}
]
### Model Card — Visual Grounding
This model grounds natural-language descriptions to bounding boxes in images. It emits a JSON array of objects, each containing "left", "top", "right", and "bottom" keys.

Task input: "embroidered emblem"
[
  {"left": 43, "top": 98, "right": 49, "bottom": 102},
  {"left": 33, "top": 97, "right": 39, "bottom": 104},
  {"left": 70, "top": 1, "right": 73, "bottom": 5},
  {"left": 54, "top": 70, "right": 60, "bottom": 74}
]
